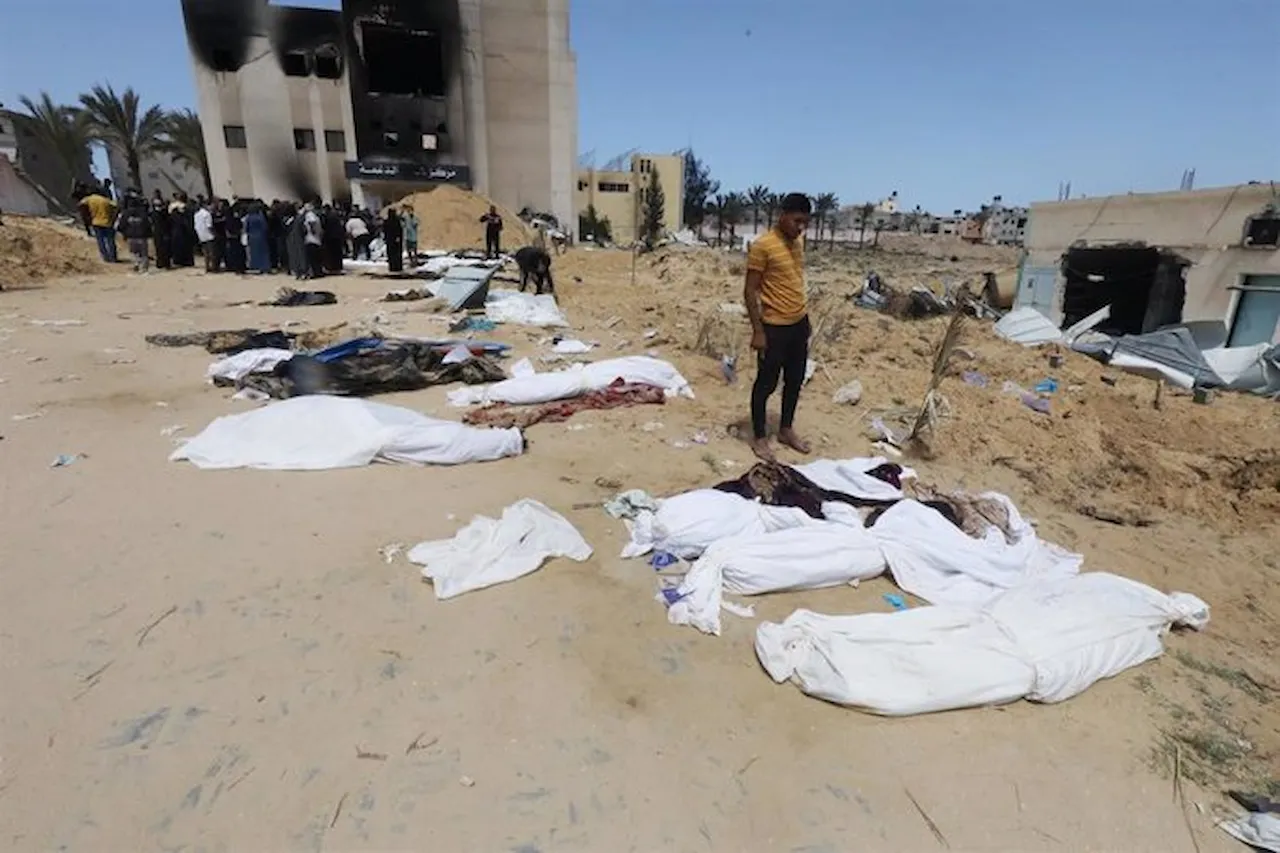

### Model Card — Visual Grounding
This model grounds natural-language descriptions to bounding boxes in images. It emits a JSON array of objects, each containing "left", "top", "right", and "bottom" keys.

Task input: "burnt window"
[
  {"left": 382, "top": 131, "right": 400, "bottom": 149},
  {"left": 598, "top": 182, "right": 629, "bottom": 193},
  {"left": 294, "top": 129, "right": 316, "bottom": 151},
  {"left": 361, "top": 23, "right": 446, "bottom": 97},
  {"left": 577, "top": 180, "right": 588, "bottom": 191},
  {"left": 323, "top": 130, "right": 346, "bottom": 153},
  {"left": 282, "top": 51, "right": 310, "bottom": 77},
  {"left": 211, "top": 48, "right": 236, "bottom": 72},
  {"left": 223, "top": 125, "right": 247, "bottom": 148},
  {"left": 314, "top": 46, "right": 343, "bottom": 79}
]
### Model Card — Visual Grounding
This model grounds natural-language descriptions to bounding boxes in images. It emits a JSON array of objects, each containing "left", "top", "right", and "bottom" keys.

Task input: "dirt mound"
[
  {"left": 0, "top": 216, "right": 108, "bottom": 286},
  {"left": 556, "top": 241, "right": 1280, "bottom": 533},
  {"left": 392, "top": 185, "right": 533, "bottom": 251}
]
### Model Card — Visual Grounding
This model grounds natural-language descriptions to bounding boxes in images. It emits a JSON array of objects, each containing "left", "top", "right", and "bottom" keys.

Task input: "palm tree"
[
  {"left": 764, "top": 192, "right": 780, "bottom": 227},
  {"left": 15, "top": 92, "right": 94, "bottom": 204},
  {"left": 705, "top": 195, "right": 727, "bottom": 246},
  {"left": 79, "top": 83, "right": 167, "bottom": 191},
  {"left": 814, "top": 193, "right": 838, "bottom": 248},
  {"left": 857, "top": 203, "right": 875, "bottom": 249},
  {"left": 153, "top": 108, "right": 212, "bottom": 197},
  {"left": 746, "top": 184, "right": 770, "bottom": 235},
  {"left": 721, "top": 190, "right": 747, "bottom": 244}
]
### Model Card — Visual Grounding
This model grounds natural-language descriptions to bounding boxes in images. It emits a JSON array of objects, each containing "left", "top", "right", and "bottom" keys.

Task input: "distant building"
[
  {"left": 0, "top": 107, "right": 92, "bottom": 212},
  {"left": 1018, "top": 183, "right": 1280, "bottom": 346},
  {"left": 181, "top": 0, "right": 577, "bottom": 227},
  {"left": 575, "top": 152, "right": 684, "bottom": 244},
  {"left": 107, "top": 148, "right": 207, "bottom": 200},
  {"left": 984, "top": 207, "right": 1028, "bottom": 245},
  {"left": 876, "top": 191, "right": 899, "bottom": 214}
]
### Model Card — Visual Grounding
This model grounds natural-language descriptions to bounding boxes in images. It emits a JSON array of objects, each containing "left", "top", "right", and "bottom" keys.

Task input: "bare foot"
[
  {"left": 778, "top": 428, "right": 811, "bottom": 455},
  {"left": 748, "top": 437, "right": 776, "bottom": 462}
]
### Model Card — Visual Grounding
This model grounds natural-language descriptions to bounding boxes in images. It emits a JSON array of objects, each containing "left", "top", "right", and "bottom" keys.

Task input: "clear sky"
[{"left": 1, "top": 0, "right": 1276, "bottom": 212}]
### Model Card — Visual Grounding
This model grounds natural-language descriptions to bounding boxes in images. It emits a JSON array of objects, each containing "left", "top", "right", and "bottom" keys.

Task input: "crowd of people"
[{"left": 72, "top": 181, "right": 422, "bottom": 279}]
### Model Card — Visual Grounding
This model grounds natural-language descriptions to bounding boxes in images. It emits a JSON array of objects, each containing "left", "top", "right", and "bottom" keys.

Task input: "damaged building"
[
  {"left": 181, "top": 0, "right": 576, "bottom": 227},
  {"left": 1018, "top": 183, "right": 1280, "bottom": 348}
]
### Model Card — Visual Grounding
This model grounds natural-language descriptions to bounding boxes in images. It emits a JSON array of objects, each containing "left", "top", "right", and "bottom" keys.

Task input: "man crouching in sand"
[
  {"left": 515, "top": 245, "right": 555, "bottom": 295},
  {"left": 744, "top": 192, "right": 812, "bottom": 461}
]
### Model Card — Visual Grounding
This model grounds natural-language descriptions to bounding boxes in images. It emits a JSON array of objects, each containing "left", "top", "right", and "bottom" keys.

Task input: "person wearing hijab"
[
  {"left": 383, "top": 207, "right": 404, "bottom": 273},
  {"left": 150, "top": 196, "right": 172, "bottom": 269},
  {"left": 244, "top": 202, "right": 271, "bottom": 274},
  {"left": 169, "top": 192, "right": 196, "bottom": 267},
  {"left": 224, "top": 200, "right": 247, "bottom": 274}
]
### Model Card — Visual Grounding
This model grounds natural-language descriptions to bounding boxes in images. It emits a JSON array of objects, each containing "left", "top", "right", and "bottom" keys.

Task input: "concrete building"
[
  {"left": 0, "top": 108, "right": 91, "bottom": 212},
  {"left": 181, "top": 0, "right": 576, "bottom": 227},
  {"left": 983, "top": 200, "right": 1028, "bottom": 246},
  {"left": 107, "top": 148, "right": 207, "bottom": 200},
  {"left": 1018, "top": 183, "right": 1280, "bottom": 347},
  {"left": 575, "top": 152, "right": 684, "bottom": 244}
]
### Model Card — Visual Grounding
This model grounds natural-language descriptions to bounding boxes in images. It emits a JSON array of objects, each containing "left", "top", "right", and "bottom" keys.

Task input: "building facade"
[
  {"left": 0, "top": 108, "right": 92, "bottom": 212},
  {"left": 107, "top": 148, "right": 207, "bottom": 201},
  {"left": 575, "top": 152, "right": 684, "bottom": 244},
  {"left": 181, "top": 0, "right": 576, "bottom": 228},
  {"left": 1018, "top": 184, "right": 1280, "bottom": 346}
]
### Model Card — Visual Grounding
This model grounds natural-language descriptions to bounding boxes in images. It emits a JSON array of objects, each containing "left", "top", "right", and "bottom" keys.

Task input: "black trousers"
[
  {"left": 305, "top": 243, "right": 324, "bottom": 278},
  {"left": 485, "top": 229, "right": 501, "bottom": 258},
  {"left": 751, "top": 315, "right": 810, "bottom": 440}
]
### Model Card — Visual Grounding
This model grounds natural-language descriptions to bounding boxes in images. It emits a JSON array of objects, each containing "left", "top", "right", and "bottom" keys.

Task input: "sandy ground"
[{"left": 0, "top": 232, "right": 1276, "bottom": 852}]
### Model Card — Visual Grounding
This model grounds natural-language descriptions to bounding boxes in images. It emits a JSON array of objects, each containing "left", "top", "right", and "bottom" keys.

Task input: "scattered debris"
[
  {"left": 355, "top": 747, "right": 388, "bottom": 761},
  {"left": 159, "top": 424, "right": 186, "bottom": 437},
  {"left": 379, "top": 543, "right": 405, "bottom": 564},
  {"left": 459, "top": 776, "right": 476, "bottom": 788},
  {"left": 50, "top": 453, "right": 83, "bottom": 468},
  {"left": 136, "top": 604, "right": 178, "bottom": 647},
  {"left": 405, "top": 732, "right": 437, "bottom": 755},
  {"left": 883, "top": 593, "right": 908, "bottom": 611},
  {"left": 833, "top": 380, "right": 864, "bottom": 405},
  {"left": 12, "top": 411, "right": 45, "bottom": 421}
]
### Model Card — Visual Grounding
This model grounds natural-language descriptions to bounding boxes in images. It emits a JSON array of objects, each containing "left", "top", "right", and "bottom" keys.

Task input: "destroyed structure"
[
  {"left": 1018, "top": 183, "right": 1280, "bottom": 346},
  {"left": 181, "top": 0, "right": 576, "bottom": 228}
]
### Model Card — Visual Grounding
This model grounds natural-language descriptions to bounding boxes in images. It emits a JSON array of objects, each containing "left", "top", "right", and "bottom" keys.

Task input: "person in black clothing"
[
  {"left": 118, "top": 198, "right": 153, "bottom": 273},
  {"left": 151, "top": 197, "right": 172, "bottom": 269},
  {"left": 383, "top": 207, "right": 404, "bottom": 273},
  {"left": 267, "top": 200, "right": 283, "bottom": 272},
  {"left": 514, "top": 245, "right": 555, "bottom": 295},
  {"left": 224, "top": 202, "right": 247, "bottom": 274},
  {"left": 322, "top": 205, "right": 345, "bottom": 273},
  {"left": 169, "top": 193, "right": 196, "bottom": 267},
  {"left": 480, "top": 205, "right": 503, "bottom": 258},
  {"left": 209, "top": 199, "right": 228, "bottom": 272}
]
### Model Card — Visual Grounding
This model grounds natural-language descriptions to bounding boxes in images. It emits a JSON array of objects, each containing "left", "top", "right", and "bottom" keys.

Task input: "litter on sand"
[
  {"left": 408, "top": 500, "right": 592, "bottom": 599},
  {"left": 603, "top": 489, "right": 658, "bottom": 519},
  {"left": 171, "top": 396, "right": 524, "bottom": 470},
  {"left": 756, "top": 572, "right": 1209, "bottom": 716},
  {"left": 50, "top": 453, "right": 83, "bottom": 468},
  {"left": 484, "top": 290, "right": 569, "bottom": 327},
  {"left": 1219, "top": 808, "right": 1280, "bottom": 852},
  {"left": 462, "top": 381, "right": 665, "bottom": 429}
]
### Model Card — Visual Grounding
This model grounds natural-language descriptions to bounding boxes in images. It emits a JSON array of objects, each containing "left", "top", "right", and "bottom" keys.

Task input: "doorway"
[{"left": 1061, "top": 246, "right": 1187, "bottom": 336}]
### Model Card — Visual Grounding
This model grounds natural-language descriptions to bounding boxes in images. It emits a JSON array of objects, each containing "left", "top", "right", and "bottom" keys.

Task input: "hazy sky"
[{"left": 2, "top": 0, "right": 1276, "bottom": 211}]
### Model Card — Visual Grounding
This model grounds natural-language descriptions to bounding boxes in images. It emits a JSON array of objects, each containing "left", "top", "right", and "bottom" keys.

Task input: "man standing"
[
  {"left": 744, "top": 192, "right": 812, "bottom": 461},
  {"left": 194, "top": 199, "right": 216, "bottom": 272},
  {"left": 302, "top": 200, "right": 324, "bottom": 279},
  {"left": 402, "top": 206, "right": 420, "bottom": 266},
  {"left": 79, "top": 187, "right": 118, "bottom": 263},
  {"left": 479, "top": 205, "right": 503, "bottom": 259},
  {"left": 117, "top": 198, "right": 153, "bottom": 273}
]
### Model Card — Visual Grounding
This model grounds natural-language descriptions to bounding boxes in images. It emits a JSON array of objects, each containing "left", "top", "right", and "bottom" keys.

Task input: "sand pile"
[
  {"left": 0, "top": 215, "right": 108, "bottom": 286},
  {"left": 393, "top": 185, "right": 533, "bottom": 251},
  {"left": 555, "top": 242, "right": 1280, "bottom": 532}
]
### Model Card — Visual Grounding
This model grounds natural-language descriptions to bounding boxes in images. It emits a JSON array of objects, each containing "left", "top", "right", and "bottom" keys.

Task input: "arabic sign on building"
[{"left": 344, "top": 161, "right": 471, "bottom": 185}]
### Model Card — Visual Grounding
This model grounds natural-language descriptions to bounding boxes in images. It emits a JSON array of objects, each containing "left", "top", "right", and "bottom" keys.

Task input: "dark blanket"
[
  {"left": 713, "top": 461, "right": 903, "bottom": 519},
  {"left": 145, "top": 329, "right": 293, "bottom": 355},
  {"left": 264, "top": 288, "right": 338, "bottom": 307},
  {"left": 230, "top": 341, "right": 506, "bottom": 399}
]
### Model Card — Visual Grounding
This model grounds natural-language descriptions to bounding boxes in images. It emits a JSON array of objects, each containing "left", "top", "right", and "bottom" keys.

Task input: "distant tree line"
[
  {"left": 12, "top": 84, "right": 211, "bottom": 207},
  {"left": 681, "top": 150, "right": 842, "bottom": 248}
]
